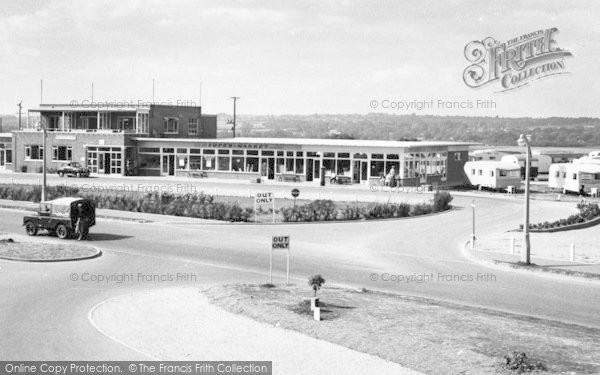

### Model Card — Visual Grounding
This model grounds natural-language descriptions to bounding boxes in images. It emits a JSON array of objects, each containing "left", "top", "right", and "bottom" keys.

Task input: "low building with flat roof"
[
  {"left": 0, "top": 133, "right": 12, "bottom": 171},
  {"left": 7, "top": 103, "right": 474, "bottom": 187}
]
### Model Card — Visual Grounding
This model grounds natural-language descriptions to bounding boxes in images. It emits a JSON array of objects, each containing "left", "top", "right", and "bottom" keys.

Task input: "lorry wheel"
[
  {"left": 55, "top": 224, "right": 69, "bottom": 239},
  {"left": 25, "top": 221, "right": 37, "bottom": 236},
  {"left": 58, "top": 171, "right": 64, "bottom": 177}
]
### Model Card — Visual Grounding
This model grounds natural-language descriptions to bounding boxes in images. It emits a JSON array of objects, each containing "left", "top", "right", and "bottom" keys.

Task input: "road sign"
[
  {"left": 291, "top": 188, "right": 300, "bottom": 198},
  {"left": 272, "top": 235, "right": 290, "bottom": 249},
  {"left": 255, "top": 192, "right": 274, "bottom": 205},
  {"left": 270, "top": 235, "right": 291, "bottom": 284},
  {"left": 254, "top": 192, "right": 275, "bottom": 223}
]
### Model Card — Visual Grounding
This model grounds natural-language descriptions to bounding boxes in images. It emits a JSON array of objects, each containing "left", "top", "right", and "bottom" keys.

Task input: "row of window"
[
  {"left": 162, "top": 118, "right": 203, "bottom": 135},
  {"left": 138, "top": 147, "right": 457, "bottom": 162},
  {"left": 554, "top": 171, "right": 600, "bottom": 180},
  {"left": 470, "top": 169, "right": 520, "bottom": 178},
  {"left": 24, "top": 145, "right": 73, "bottom": 161}
]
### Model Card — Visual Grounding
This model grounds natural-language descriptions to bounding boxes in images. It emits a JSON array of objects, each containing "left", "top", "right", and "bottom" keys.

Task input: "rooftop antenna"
[
  {"left": 91, "top": 82, "right": 94, "bottom": 102},
  {"left": 199, "top": 82, "right": 202, "bottom": 108},
  {"left": 40, "top": 79, "right": 43, "bottom": 104},
  {"left": 152, "top": 78, "right": 155, "bottom": 103},
  {"left": 229, "top": 96, "right": 240, "bottom": 138}
]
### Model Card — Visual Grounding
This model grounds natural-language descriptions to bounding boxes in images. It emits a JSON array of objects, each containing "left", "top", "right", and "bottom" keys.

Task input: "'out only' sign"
[
  {"left": 272, "top": 236, "right": 290, "bottom": 249},
  {"left": 255, "top": 192, "right": 273, "bottom": 205},
  {"left": 254, "top": 192, "right": 275, "bottom": 223},
  {"left": 270, "top": 235, "right": 290, "bottom": 284}
]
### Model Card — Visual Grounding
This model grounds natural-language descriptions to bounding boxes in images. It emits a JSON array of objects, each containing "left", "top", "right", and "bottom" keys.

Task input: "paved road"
[{"left": 0, "top": 176, "right": 599, "bottom": 359}]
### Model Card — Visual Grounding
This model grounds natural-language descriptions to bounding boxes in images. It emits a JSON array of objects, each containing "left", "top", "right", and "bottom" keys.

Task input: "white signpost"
[
  {"left": 271, "top": 235, "right": 290, "bottom": 284},
  {"left": 254, "top": 192, "right": 275, "bottom": 223}
]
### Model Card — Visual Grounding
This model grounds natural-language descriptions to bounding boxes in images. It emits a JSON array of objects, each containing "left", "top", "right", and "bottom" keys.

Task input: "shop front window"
[{"left": 217, "top": 156, "right": 230, "bottom": 171}]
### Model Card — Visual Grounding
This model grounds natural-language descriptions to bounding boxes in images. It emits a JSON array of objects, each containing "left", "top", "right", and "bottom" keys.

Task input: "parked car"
[
  {"left": 23, "top": 197, "right": 96, "bottom": 240},
  {"left": 57, "top": 162, "right": 90, "bottom": 177}
]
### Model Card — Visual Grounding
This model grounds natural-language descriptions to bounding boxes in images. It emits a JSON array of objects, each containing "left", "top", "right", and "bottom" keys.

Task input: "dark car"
[
  {"left": 23, "top": 197, "right": 96, "bottom": 240},
  {"left": 57, "top": 162, "right": 90, "bottom": 177}
]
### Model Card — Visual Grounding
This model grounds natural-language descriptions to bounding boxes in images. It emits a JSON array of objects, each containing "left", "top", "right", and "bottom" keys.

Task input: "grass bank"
[{"left": 202, "top": 283, "right": 600, "bottom": 374}]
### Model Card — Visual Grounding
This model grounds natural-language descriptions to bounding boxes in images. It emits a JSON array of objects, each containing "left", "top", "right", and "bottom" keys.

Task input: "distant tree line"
[{"left": 235, "top": 114, "right": 600, "bottom": 147}]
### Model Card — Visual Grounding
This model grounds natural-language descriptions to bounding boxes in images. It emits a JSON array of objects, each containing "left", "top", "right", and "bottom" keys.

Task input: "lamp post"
[
  {"left": 517, "top": 134, "right": 532, "bottom": 264},
  {"left": 37, "top": 120, "right": 47, "bottom": 202},
  {"left": 470, "top": 200, "right": 476, "bottom": 249}
]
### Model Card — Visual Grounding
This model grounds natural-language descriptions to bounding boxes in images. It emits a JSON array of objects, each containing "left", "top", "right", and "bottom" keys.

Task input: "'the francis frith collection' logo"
[{"left": 463, "top": 28, "right": 572, "bottom": 92}]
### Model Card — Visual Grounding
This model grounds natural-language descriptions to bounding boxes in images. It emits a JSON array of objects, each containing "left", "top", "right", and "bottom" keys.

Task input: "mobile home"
[
  {"left": 548, "top": 153, "right": 600, "bottom": 194},
  {"left": 463, "top": 161, "right": 522, "bottom": 190}
]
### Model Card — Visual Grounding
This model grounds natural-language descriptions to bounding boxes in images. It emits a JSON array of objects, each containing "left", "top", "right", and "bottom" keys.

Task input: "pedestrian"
[{"left": 75, "top": 202, "right": 88, "bottom": 241}]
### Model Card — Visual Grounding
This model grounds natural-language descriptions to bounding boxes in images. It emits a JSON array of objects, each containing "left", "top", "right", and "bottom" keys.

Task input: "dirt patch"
[
  {"left": 0, "top": 238, "right": 100, "bottom": 261},
  {"left": 202, "top": 284, "right": 600, "bottom": 375}
]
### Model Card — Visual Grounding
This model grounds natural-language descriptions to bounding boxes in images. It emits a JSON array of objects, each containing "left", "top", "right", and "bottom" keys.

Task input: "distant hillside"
[
  {"left": 0, "top": 115, "right": 19, "bottom": 132},
  {"left": 221, "top": 114, "right": 600, "bottom": 147}
]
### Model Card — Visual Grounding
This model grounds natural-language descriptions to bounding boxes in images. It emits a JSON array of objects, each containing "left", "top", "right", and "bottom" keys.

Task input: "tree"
[{"left": 308, "top": 274, "right": 325, "bottom": 297}]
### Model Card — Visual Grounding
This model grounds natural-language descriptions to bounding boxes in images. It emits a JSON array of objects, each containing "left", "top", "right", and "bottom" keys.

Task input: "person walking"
[{"left": 75, "top": 202, "right": 89, "bottom": 241}]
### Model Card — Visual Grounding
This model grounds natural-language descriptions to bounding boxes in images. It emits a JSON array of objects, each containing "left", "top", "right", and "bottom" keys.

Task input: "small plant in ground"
[
  {"left": 308, "top": 274, "right": 325, "bottom": 297},
  {"left": 503, "top": 351, "right": 547, "bottom": 372}
]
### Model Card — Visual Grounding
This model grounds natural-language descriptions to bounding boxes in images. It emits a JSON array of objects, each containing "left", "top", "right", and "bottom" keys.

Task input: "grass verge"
[
  {"left": 202, "top": 283, "right": 600, "bottom": 375},
  {"left": 495, "top": 260, "right": 600, "bottom": 280},
  {"left": 0, "top": 237, "right": 100, "bottom": 261}
]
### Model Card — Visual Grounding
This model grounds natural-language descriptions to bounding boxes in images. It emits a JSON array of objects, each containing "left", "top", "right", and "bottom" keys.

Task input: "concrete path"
[{"left": 90, "top": 287, "right": 423, "bottom": 375}]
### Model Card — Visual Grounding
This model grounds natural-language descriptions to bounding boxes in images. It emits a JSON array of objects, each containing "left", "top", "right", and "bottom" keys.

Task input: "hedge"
[
  {"left": 0, "top": 184, "right": 252, "bottom": 222},
  {"left": 520, "top": 201, "right": 600, "bottom": 231},
  {"left": 282, "top": 191, "right": 453, "bottom": 222}
]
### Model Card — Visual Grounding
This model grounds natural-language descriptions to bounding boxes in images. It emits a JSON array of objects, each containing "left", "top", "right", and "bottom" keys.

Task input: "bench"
[
  {"left": 278, "top": 174, "right": 299, "bottom": 182},
  {"left": 186, "top": 171, "right": 208, "bottom": 178},
  {"left": 331, "top": 176, "right": 352, "bottom": 185}
]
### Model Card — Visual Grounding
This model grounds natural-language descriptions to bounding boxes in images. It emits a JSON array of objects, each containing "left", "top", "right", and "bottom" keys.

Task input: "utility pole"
[
  {"left": 37, "top": 119, "right": 47, "bottom": 202},
  {"left": 229, "top": 96, "right": 240, "bottom": 138},
  {"left": 17, "top": 101, "right": 23, "bottom": 130}
]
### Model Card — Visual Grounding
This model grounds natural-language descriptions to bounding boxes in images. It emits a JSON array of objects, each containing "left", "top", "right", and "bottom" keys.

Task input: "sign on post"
[
  {"left": 254, "top": 192, "right": 275, "bottom": 223},
  {"left": 270, "top": 235, "right": 290, "bottom": 284},
  {"left": 291, "top": 188, "right": 300, "bottom": 208}
]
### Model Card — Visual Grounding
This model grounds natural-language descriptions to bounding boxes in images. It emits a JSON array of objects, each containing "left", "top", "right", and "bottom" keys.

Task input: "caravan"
[
  {"left": 548, "top": 152, "right": 600, "bottom": 194},
  {"left": 463, "top": 161, "right": 522, "bottom": 190}
]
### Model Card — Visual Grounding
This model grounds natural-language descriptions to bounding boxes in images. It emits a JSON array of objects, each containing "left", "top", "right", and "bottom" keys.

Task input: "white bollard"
[
  {"left": 313, "top": 307, "right": 321, "bottom": 321},
  {"left": 510, "top": 238, "right": 515, "bottom": 254},
  {"left": 570, "top": 244, "right": 575, "bottom": 261}
]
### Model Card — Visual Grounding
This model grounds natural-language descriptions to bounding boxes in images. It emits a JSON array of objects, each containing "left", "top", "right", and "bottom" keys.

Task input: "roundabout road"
[{"left": 0, "top": 193, "right": 599, "bottom": 359}]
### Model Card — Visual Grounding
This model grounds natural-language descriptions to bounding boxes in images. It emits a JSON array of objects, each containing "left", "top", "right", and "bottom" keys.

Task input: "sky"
[{"left": 1, "top": 0, "right": 599, "bottom": 117}]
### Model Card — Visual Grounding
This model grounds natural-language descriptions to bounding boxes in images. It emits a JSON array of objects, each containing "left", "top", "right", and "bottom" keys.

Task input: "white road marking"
[{"left": 87, "top": 295, "right": 162, "bottom": 360}]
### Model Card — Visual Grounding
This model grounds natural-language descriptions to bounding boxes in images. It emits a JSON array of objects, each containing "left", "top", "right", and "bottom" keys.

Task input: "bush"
[
  {"left": 281, "top": 200, "right": 337, "bottom": 222},
  {"left": 432, "top": 191, "right": 453, "bottom": 212},
  {"left": 308, "top": 274, "right": 325, "bottom": 297},
  {"left": 0, "top": 184, "right": 252, "bottom": 221},
  {"left": 503, "top": 351, "right": 546, "bottom": 372},
  {"left": 20, "top": 165, "right": 27, "bottom": 173},
  {"left": 528, "top": 202, "right": 600, "bottom": 230},
  {"left": 282, "top": 194, "right": 453, "bottom": 222}
]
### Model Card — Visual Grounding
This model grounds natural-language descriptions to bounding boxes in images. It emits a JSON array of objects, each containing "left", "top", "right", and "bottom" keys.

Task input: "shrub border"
[{"left": 527, "top": 215, "right": 600, "bottom": 233}]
